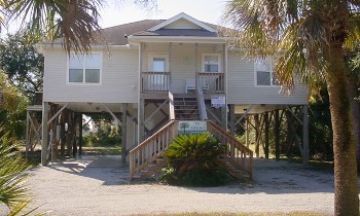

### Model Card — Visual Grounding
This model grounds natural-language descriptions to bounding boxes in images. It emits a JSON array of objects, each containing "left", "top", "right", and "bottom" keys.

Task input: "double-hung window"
[
  {"left": 255, "top": 58, "right": 278, "bottom": 86},
  {"left": 203, "top": 54, "right": 220, "bottom": 73},
  {"left": 68, "top": 53, "right": 102, "bottom": 84}
]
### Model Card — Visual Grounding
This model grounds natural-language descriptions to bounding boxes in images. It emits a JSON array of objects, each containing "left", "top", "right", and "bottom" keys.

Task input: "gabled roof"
[
  {"left": 148, "top": 12, "right": 216, "bottom": 32},
  {"left": 95, "top": 19, "right": 165, "bottom": 45},
  {"left": 46, "top": 13, "right": 228, "bottom": 46}
]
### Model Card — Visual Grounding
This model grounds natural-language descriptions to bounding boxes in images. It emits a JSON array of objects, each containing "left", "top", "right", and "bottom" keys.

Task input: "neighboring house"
[{"left": 32, "top": 13, "right": 308, "bottom": 178}]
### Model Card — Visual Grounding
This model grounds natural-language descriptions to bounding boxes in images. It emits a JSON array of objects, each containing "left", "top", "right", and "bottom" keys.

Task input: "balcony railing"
[
  {"left": 141, "top": 71, "right": 225, "bottom": 94},
  {"left": 198, "top": 72, "right": 225, "bottom": 94},
  {"left": 141, "top": 72, "right": 171, "bottom": 92}
]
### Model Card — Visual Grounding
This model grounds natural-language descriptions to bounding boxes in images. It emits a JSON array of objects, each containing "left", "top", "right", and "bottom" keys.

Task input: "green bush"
[
  {"left": 83, "top": 122, "right": 121, "bottom": 147},
  {"left": 160, "top": 133, "right": 232, "bottom": 187}
]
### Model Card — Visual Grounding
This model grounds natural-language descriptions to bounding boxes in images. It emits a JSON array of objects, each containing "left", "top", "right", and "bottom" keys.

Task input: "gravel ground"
[{"left": 24, "top": 155, "right": 357, "bottom": 216}]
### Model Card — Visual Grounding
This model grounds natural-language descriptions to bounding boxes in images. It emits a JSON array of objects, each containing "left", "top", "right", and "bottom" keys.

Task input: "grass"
[
  {"left": 81, "top": 146, "right": 122, "bottom": 155},
  {"left": 132, "top": 212, "right": 326, "bottom": 216}
]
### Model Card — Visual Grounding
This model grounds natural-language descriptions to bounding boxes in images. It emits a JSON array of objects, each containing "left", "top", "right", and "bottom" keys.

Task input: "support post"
[
  {"left": 138, "top": 98, "right": 145, "bottom": 142},
  {"left": 122, "top": 103, "right": 128, "bottom": 164},
  {"left": 246, "top": 116, "right": 249, "bottom": 147},
  {"left": 25, "top": 111, "right": 30, "bottom": 158},
  {"left": 60, "top": 113, "right": 65, "bottom": 158},
  {"left": 302, "top": 105, "right": 309, "bottom": 164},
  {"left": 264, "top": 112, "right": 270, "bottom": 159},
  {"left": 254, "top": 114, "right": 260, "bottom": 158},
  {"left": 138, "top": 42, "right": 145, "bottom": 143},
  {"left": 79, "top": 113, "right": 83, "bottom": 156},
  {"left": 221, "top": 105, "right": 227, "bottom": 130},
  {"left": 274, "top": 110, "right": 280, "bottom": 160},
  {"left": 285, "top": 109, "right": 293, "bottom": 161},
  {"left": 229, "top": 104, "right": 235, "bottom": 135},
  {"left": 72, "top": 113, "right": 78, "bottom": 158},
  {"left": 41, "top": 102, "right": 49, "bottom": 165}
]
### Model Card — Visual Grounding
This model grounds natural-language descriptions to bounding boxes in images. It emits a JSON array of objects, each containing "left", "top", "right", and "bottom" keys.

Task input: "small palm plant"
[
  {"left": 161, "top": 133, "right": 231, "bottom": 186},
  {"left": 0, "top": 127, "right": 40, "bottom": 215}
]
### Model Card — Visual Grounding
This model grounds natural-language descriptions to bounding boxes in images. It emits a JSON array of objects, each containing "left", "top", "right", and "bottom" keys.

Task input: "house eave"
[{"left": 127, "top": 36, "right": 226, "bottom": 44}]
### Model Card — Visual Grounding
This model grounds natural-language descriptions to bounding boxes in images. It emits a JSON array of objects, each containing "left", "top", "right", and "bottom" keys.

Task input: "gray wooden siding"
[
  {"left": 43, "top": 48, "right": 139, "bottom": 103},
  {"left": 227, "top": 52, "right": 308, "bottom": 105}
]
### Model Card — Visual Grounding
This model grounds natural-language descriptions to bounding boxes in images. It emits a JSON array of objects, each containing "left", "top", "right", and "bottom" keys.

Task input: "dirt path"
[{"left": 26, "top": 156, "right": 349, "bottom": 215}]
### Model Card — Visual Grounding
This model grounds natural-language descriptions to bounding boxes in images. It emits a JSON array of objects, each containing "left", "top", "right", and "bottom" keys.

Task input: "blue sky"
[{"left": 99, "top": 0, "right": 228, "bottom": 28}]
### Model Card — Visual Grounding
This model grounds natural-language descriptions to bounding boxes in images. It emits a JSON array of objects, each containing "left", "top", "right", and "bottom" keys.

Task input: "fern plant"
[{"left": 161, "top": 133, "right": 231, "bottom": 186}]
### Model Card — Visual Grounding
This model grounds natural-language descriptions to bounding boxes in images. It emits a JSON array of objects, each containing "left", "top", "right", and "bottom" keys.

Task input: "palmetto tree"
[
  {"left": 225, "top": 0, "right": 360, "bottom": 215},
  {"left": 1, "top": 0, "right": 154, "bottom": 53},
  {"left": 1, "top": 0, "right": 103, "bottom": 53}
]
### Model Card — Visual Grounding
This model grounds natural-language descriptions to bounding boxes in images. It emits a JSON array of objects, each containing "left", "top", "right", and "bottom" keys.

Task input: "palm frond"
[
  {"left": 0, "top": 126, "right": 32, "bottom": 212},
  {"left": 5, "top": 0, "right": 103, "bottom": 53}
]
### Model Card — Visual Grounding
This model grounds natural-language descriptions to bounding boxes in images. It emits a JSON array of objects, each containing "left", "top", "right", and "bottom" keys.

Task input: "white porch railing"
[
  {"left": 142, "top": 72, "right": 171, "bottom": 92},
  {"left": 198, "top": 72, "right": 225, "bottom": 94}
]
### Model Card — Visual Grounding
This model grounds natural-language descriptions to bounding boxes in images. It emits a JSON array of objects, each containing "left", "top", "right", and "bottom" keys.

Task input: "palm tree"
[
  {"left": 1, "top": 0, "right": 154, "bottom": 53},
  {"left": 1, "top": 0, "right": 103, "bottom": 53},
  {"left": 225, "top": 1, "right": 359, "bottom": 215}
]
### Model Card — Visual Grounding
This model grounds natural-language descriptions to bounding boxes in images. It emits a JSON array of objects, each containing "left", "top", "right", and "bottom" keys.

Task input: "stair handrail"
[
  {"left": 196, "top": 80, "right": 208, "bottom": 120},
  {"left": 207, "top": 120, "right": 253, "bottom": 178},
  {"left": 129, "top": 120, "right": 177, "bottom": 179}
]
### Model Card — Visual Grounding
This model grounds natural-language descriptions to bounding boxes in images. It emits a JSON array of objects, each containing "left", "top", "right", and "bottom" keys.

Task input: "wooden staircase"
[
  {"left": 128, "top": 91, "right": 253, "bottom": 180},
  {"left": 129, "top": 120, "right": 253, "bottom": 180},
  {"left": 174, "top": 97, "right": 199, "bottom": 120},
  {"left": 129, "top": 120, "right": 177, "bottom": 179}
]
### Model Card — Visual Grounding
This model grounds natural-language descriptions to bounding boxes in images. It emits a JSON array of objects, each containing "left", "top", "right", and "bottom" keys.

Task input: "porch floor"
[{"left": 23, "top": 155, "right": 349, "bottom": 215}]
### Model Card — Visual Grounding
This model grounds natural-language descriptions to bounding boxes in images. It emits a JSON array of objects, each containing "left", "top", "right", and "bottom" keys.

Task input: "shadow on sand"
[{"left": 46, "top": 155, "right": 338, "bottom": 195}]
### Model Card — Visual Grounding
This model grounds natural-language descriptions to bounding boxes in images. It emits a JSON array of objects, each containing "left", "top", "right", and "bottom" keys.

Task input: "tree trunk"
[
  {"left": 327, "top": 44, "right": 359, "bottom": 216},
  {"left": 346, "top": 74, "right": 360, "bottom": 171}
]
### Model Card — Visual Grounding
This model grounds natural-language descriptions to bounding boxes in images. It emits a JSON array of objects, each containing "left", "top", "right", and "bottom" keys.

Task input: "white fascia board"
[
  {"left": 39, "top": 42, "right": 137, "bottom": 50},
  {"left": 148, "top": 12, "right": 216, "bottom": 33},
  {"left": 128, "top": 36, "right": 225, "bottom": 44}
]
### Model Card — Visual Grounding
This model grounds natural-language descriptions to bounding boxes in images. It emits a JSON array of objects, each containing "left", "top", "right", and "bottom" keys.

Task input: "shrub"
[
  {"left": 160, "top": 133, "right": 232, "bottom": 186},
  {"left": 83, "top": 122, "right": 121, "bottom": 147}
]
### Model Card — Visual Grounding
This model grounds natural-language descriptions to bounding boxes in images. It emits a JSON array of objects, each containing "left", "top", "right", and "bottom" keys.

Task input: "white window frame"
[
  {"left": 147, "top": 53, "right": 169, "bottom": 72},
  {"left": 254, "top": 58, "right": 279, "bottom": 87},
  {"left": 201, "top": 53, "right": 221, "bottom": 73},
  {"left": 67, "top": 52, "right": 103, "bottom": 85}
]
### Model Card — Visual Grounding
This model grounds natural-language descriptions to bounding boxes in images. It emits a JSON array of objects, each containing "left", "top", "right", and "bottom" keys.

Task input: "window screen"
[
  {"left": 204, "top": 55, "right": 219, "bottom": 72},
  {"left": 255, "top": 59, "right": 272, "bottom": 86},
  {"left": 257, "top": 71, "right": 271, "bottom": 85},
  {"left": 69, "top": 69, "right": 83, "bottom": 83},
  {"left": 85, "top": 69, "right": 100, "bottom": 83},
  {"left": 153, "top": 58, "right": 166, "bottom": 72}
]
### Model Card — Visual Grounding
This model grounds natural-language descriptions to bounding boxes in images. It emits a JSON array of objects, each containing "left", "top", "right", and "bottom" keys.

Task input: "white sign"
[
  {"left": 211, "top": 95, "right": 226, "bottom": 108},
  {"left": 178, "top": 121, "right": 207, "bottom": 134}
]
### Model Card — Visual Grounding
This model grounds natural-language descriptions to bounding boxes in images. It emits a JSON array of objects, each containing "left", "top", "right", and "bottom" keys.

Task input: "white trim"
[
  {"left": 148, "top": 12, "right": 216, "bottom": 32},
  {"left": 201, "top": 53, "right": 222, "bottom": 73},
  {"left": 128, "top": 36, "right": 225, "bottom": 44},
  {"left": 224, "top": 44, "right": 229, "bottom": 97},
  {"left": 66, "top": 51, "right": 103, "bottom": 85},
  {"left": 38, "top": 43, "right": 138, "bottom": 50}
]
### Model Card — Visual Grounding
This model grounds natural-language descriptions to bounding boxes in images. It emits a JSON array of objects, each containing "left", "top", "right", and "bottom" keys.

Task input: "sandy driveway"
[{"left": 25, "top": 155, "right": 351, "bottom": 215}]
